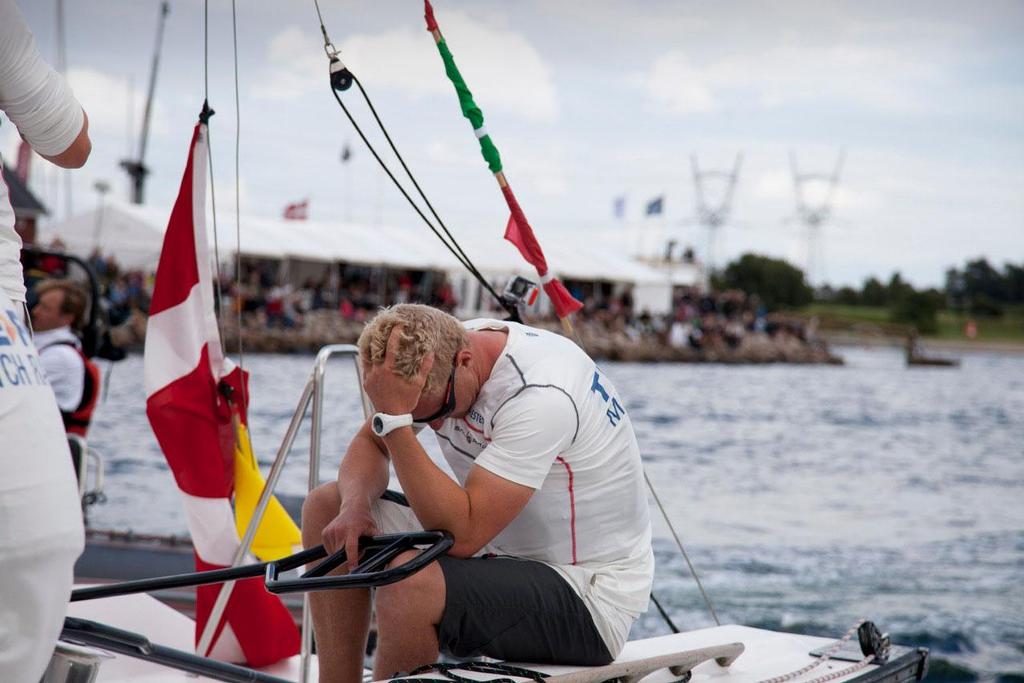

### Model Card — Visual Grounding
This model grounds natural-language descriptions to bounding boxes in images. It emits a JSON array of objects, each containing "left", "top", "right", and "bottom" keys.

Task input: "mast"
[{"left": 120, "top": 1, "right": 170, "bottom": 204}]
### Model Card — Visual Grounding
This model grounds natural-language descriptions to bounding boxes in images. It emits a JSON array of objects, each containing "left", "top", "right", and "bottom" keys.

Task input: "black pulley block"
[
  {"left": 330, "top": 57, "right": 354, "bottom": 91},
  {"left": 858, "top": 620, "right": 891, "bottom": 664}
]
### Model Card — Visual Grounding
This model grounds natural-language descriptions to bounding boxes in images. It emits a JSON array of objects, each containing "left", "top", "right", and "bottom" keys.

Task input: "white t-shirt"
[
  {"left": 34, "top": 325, "right": 85, "bottom": 412},
  {"left": 0, "top": 0, "right": 86, "bottom": 303},
  {"left": 434, "top": 319, "right": 654, "bottom": 656}
]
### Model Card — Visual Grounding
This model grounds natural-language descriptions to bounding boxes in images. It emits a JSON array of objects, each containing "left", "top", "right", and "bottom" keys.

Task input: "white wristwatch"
[{"left": 371, "top": 412, "right": 413, "bottom": 437}]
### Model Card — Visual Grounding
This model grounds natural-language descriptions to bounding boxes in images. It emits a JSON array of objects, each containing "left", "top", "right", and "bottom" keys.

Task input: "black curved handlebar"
[
  {"left": 72, "top": 531, "right": 452, "bottom": 603},
  {"left": 265, "top": 531, "right": 453, "bottom": 594}
]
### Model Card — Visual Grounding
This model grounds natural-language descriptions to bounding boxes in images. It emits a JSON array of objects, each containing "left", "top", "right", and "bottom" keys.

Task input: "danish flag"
[{"left": 143, "top": 119, "right": 299, "bottom": 666}]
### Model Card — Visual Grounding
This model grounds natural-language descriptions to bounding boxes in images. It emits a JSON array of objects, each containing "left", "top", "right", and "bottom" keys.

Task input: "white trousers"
[{"left": 0, "top": 532, "right": 81, "bottom": 682}]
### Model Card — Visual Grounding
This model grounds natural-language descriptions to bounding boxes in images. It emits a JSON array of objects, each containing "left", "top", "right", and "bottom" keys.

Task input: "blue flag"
[
  {"left": 645, "top": 196, "right": 664, "bottom": 216},
  {"left": 613, "top": 196, "right": 626, "bottom": 219}
]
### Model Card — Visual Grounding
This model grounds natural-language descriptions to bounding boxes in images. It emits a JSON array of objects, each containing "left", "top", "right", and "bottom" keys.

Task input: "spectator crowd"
[{"left": 23, "top": 243, "right": 826, "bottom": 361}]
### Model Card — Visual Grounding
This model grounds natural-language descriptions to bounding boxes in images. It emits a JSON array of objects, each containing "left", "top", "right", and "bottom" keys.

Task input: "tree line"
[{"left": 713, "top": 254, "right": 1023, "bottom": 334}]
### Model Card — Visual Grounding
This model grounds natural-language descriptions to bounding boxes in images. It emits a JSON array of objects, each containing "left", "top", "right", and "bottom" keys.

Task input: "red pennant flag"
[
  {"left": 501, "top": 185, "right": 582, "bottom": 318},
  {"left": 283, "top": 199, "right": 308, "bottom": 220},
  {"left": 144, "top": 121, "right": 299, "bottom": 666},
  {"left": 424, "top": 0, "right": 439, "bottom": 31}
]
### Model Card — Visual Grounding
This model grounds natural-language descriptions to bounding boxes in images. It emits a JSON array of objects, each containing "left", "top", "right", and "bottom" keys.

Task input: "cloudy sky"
[{"left": 5, "top": 0, "right": 1022, "bottom": 287}]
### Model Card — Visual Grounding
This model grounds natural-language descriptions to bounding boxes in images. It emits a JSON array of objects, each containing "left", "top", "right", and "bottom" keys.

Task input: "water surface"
[{"left": 86, "top": 346, "right": 1024, "bottom": 681}]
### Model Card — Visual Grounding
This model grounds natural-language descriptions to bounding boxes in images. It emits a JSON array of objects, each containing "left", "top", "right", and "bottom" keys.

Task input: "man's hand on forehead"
[{"left": 362, "top": 326, "right": 435, "bottom": 415}]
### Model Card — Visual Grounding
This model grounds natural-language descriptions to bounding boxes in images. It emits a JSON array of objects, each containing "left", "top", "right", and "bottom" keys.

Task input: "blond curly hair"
[{"left": 357, "top": 304, "right": 469, "bottom": 395}]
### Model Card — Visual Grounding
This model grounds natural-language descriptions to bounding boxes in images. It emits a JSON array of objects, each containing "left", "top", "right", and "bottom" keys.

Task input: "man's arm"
[
  {"left": 336, "top": 418, "right": 391, "bottom": 510},
  {"left": 382, "top": 427, "right": 533, "bottom": 558},
  {"left": 39, "top": 110, "right": 90, "bottom": 169},
  {"left": 320, "top": 418, "right": 392, "bottom": 565},
  {"left": 0, "top": 0, "right": 90, "bottom": 168}
]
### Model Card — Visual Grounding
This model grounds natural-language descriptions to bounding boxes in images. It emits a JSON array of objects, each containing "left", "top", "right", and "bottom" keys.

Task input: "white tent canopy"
[{"left": 40, "top": 201, "right": 698, "bottom": 314}]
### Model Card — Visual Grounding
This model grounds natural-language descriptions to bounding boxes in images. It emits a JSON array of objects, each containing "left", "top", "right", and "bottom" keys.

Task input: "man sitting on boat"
[
  {"left": 30, "top": 279, "right": 100, "bottom": 437},
  {"left": 302, "top": 303, "right": 654, "bottom": 683}
]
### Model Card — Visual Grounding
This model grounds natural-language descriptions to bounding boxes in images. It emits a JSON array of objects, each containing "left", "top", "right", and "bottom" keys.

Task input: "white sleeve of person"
[
  {"left": 473, "top": 387, "right": 576, "bottom": 489},
  {"left": 38, "top": 345, "right": 84, "bottom": 413},
  {"left": 0, "top": 0, "right": 85, "bottom": 157}
]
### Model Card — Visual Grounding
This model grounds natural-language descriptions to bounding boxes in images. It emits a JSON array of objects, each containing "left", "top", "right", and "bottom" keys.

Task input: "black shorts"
[{"left": 435, "top": 555, "right": 612, "bottom": 666}]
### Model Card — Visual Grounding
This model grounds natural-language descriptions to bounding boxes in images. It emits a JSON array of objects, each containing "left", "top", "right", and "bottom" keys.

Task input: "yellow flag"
[{"left": 233, "top": 420, "right": 302, "bottom": 561}]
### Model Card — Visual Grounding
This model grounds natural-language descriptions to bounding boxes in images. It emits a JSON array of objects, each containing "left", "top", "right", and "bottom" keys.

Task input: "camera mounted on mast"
[{"left": 500, "top": 275, "right": 538, "bottom": 323}]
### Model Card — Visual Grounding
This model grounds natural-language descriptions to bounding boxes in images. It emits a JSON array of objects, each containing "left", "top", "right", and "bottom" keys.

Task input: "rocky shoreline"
[{"left": 113, "top": 310, "right": 842, "bottom": 364}]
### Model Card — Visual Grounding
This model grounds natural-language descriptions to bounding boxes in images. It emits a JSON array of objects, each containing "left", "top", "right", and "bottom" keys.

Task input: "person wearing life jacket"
[{"left": 30, "top": 278, "right": 100, "bottom": 437}]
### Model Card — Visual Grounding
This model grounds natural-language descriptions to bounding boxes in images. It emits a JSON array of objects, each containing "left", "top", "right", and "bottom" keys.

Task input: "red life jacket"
[{"left": 49, "top": 340, "right": 101, "bottom": 437}]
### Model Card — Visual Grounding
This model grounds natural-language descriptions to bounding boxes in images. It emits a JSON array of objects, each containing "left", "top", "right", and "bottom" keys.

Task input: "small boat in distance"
[{"left": 905, "top": 332, "right": 959, "bottom": 367}]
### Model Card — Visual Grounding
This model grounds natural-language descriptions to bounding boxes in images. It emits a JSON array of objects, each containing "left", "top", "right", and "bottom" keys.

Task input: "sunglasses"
[{"left": 413, "top": 354, "right": 458, "bottom": 424}]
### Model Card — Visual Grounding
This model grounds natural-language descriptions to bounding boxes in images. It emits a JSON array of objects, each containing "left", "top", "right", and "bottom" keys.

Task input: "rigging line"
[
  {"left": 196, "top": 0, "right": 230, "bottom": 660},
  {"left": 649, "top": 592, "right": 681, "bottom": 634},
  {"left": 644, "top": 470, "right": 720, "bottom": 626},
  {"left": 311, "top": 1, "right": 504, "bottom": 308},
  {"left": 328, "top": 86, "right": 502, "bottom": 304},
  {"left": 331, "top": 84, "right": 484, "bottom": 286},
  {"left": 754, "top": 619, "right": 866, "bottom": 683},
  {"left": 231, "top": 0, "right": 245, "bottom": 401},
  {"left": 351, "top": 75, "right": 500, "bottom": 303},
  {"left": 311, "top": 0, "right": 333, "bottom": 56},
  {"left": 332, "top": 86, "right": 465, "bottom": 268},
  {"left": 203, "top": 0, "right": 208, "bottom": 100},
  {"left": 202, "top": 1, "right": 226, "bottom": 355}
]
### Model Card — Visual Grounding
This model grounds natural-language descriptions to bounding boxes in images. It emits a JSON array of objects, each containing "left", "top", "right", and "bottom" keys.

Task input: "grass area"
[
  {"left": 934, "top": 309, "right": 1024, "bottom": 342},
  {"left": 803, "top": 303, "right": 890, "bottom": 324},
  {"left": 791, "top": 303, "right": 1024, "bottom": 342}
]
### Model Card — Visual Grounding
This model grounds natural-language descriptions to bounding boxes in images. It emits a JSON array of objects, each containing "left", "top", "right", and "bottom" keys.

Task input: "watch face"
[{"left": 373, "top": 416, "right": 384, "bottom": 434}]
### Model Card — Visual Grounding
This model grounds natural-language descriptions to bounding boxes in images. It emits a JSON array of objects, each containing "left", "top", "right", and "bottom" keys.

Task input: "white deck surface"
[
  {"left": 65, "top": 590, "right": 315, "bottom": 681},
  {"left": 65, "top": 589, "right": 882, "bottom": 683}
]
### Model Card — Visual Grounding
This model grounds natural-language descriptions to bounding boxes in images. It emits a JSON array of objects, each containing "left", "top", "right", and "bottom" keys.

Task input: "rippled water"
[{"left": 86, "top": 346, "right": 1024, "bottom": 681}]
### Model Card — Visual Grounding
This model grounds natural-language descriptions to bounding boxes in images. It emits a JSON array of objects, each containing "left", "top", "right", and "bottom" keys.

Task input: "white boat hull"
[{"left": 57, "top": 589, "right": 927, "bottom": 683}]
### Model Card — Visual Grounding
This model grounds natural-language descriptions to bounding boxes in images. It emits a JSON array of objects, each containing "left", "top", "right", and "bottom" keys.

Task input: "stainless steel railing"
[
  {"left": 192, "top": 345, "right": 370, "bottom": 682},
  {"left": 301, "top": 345, "right": 371, "bottom": 683}
]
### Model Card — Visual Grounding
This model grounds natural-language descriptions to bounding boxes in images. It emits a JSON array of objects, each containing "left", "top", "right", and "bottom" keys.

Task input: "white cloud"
[
  {"left": 67, "top": 67, "right": 166, "bottom": 142},
  {"left": 252, "top": 26, "right": 323, "bottom": 101},
  {"left": 427, "top": 134, "right": 568, "bottom": 199},
  {"left": 642, "top": 52, "right": 718, "bottom": 115},
  {"left": 255, "top": 12, "right": 559, "bottom": 122},
  {"left": 425, "top": 140, "right": 479, "bottom": 169},
  {"left": 752, "top": 167, "right": 874, "bottom": 213},
  {"left": 640, "top": 43, "right": 946, "bottom": 116}
]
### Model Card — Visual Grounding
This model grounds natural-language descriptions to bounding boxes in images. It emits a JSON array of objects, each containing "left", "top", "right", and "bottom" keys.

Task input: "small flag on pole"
[
  {"left": 613, "top": 196, "right": 626, "bottom": 219},
  {"left": 424, "top": 0, "right": 583, "bottom": 322},
  {"left": 283, "top": 199, "right": 308, "bottom": 220},
  {"left": 645, "top": 196, "right": 664, "bottom": 216}
]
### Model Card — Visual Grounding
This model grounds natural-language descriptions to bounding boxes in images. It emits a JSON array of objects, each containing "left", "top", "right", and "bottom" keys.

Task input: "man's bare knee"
[{"left": 301, "top": 482, "right": 341, "bottom": 542}]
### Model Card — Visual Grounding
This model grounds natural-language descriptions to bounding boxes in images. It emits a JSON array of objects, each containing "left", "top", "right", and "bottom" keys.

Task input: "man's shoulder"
[
  {"left": 502, "top": 327, "right": 591, "bottom": 379},
  {"left": 36, "top": 328, "right": 81, "bottom": 350},
  {"left": 37, "top": 335, "right": 83, "bottom": 366}
]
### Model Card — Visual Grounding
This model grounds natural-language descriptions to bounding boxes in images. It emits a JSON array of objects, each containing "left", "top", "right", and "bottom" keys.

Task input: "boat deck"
[{"left": 61, "top": 589, "right": 927, "bottom": 683}]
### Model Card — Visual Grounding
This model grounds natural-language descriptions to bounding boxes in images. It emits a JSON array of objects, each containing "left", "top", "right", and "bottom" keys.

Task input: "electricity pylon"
[
  {"left": 690, "top": 152, "right": 742, "bottom": 273},
  {"left": 790, "top": 148, "right": 844, "bottom": 285}
]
